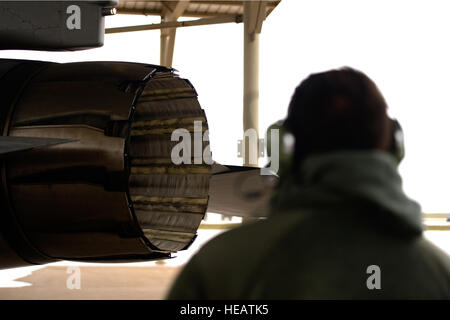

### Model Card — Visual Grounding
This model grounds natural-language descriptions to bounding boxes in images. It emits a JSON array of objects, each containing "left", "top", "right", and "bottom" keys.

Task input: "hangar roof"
[{"left": 116, "top": 0, "right": 281, "bottom": 18}]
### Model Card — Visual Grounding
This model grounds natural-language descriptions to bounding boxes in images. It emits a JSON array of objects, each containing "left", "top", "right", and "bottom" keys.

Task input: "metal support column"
[
  {"left": 243, "top": 1, "right": 266, "bottom": 167},
  {"left": 159, "top": 0, "right": 190, "bottom": 67},
  {"left": 160, "top": 27, "right": 176, "bottom": 67},
  {"left": 242, "top": 1, "right": 267, "bottom": 224}
]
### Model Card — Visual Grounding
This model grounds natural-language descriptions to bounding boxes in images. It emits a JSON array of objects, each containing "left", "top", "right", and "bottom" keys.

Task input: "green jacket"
[{"left": 168, "top": 151, "right": 450, "bottom": 299}]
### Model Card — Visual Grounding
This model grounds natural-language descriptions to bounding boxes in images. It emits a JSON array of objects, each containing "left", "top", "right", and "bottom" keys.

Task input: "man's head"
[{"left": 284, "top": 67, "right": 392, "bottom": 170}]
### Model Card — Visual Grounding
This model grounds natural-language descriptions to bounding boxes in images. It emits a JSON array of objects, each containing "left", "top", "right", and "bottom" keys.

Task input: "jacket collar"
[{"left": 270, "top": 150, "right": 423, "bottom": 233}]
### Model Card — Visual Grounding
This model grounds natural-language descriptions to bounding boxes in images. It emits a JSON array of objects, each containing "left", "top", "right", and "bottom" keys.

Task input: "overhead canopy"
[
  {"left": 109, "top": 1, "right": 281, "bottom": 69},
  {"left": 115, "top": 0, "right": 281, "bottom": 18}
]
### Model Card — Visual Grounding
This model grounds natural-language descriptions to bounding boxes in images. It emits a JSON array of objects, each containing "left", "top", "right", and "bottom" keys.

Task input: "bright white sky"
[{"left": 1, "top": 0, "right": 450, "bottom": 213}]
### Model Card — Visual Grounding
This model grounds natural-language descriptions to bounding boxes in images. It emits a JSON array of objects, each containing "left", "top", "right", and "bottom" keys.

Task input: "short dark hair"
[{"left": 284, "top": 67, "right": 390, "bottom": 168}]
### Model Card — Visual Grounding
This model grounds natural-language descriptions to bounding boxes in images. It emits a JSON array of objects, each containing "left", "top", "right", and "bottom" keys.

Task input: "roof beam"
[
  {"left": 105, "top": 15, "right": 243, "bottom": 34},
  {"left": 115, "top": 1, "right": 280, "bottom": 19},
  {"left": 116, "top": 8, "right": 237, "bottom": 17}
]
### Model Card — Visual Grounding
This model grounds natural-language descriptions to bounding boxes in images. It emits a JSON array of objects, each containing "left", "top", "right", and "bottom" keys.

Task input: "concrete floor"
[
  {"left": 0, "top": 226, "right": 226, "bottom": 300},
  {"left": 0, "top": 219, "right": 448, "bottom": 300},
  {"left": 0, "top": 265, "right": 181, "bottom": 300}
]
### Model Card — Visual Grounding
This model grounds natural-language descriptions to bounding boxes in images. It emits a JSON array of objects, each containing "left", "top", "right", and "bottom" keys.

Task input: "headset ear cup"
[
  {"left": 266, "top": 120, "right": 295, "bottom": 177},
  {"left": 390, "top": 119, "right": 405, "bottom": 163}
]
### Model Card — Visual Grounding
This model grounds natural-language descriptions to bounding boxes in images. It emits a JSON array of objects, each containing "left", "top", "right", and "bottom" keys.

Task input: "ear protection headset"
[
  {"left": 266, "top": 117, "right": 405, "bottom": 176},
  {"left": 388, "top": 118, "right": 405, "bottom": 163}
]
